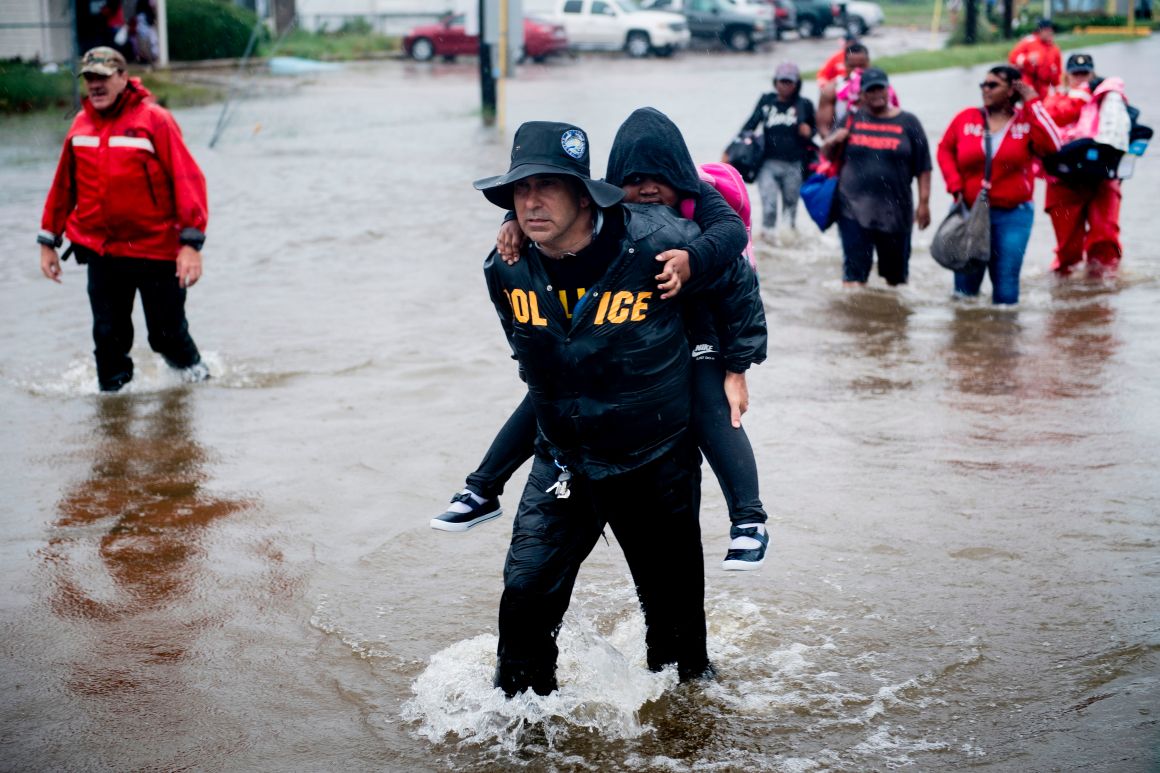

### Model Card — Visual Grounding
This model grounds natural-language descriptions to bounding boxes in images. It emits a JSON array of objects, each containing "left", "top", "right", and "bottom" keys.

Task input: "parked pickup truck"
[
  {"left": 642, "top": 0, "right": 773, "bottom": 50},
  {"left": 529, "top": 0, "right": 691, "bottom": 57}
]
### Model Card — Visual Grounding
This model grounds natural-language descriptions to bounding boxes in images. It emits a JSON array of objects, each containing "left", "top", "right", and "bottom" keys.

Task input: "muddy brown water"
[{"left": 1, "top": 34, "right": 1158, "bottom": 772}]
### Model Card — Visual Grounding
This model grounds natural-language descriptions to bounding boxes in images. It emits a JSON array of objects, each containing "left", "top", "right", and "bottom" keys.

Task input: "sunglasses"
[
  {"left": 776, "top": 78, "right": 796, "bottom": 84},
  {"left": 979, "top": 80, "right": 1006, "bottom": 90}
]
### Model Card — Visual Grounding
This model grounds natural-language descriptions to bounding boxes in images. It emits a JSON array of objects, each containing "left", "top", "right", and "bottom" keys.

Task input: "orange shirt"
[{"left": 817, "top": 49, "right": 847, "bottom": 89}]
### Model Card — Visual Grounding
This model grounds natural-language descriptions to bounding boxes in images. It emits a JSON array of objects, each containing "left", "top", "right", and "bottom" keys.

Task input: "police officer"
[
  {"left": 38, "top": 47, "right": 209, "bottom": 392},
  {"left": 474, "top": 121, "right": 763, "bottom": 697}
]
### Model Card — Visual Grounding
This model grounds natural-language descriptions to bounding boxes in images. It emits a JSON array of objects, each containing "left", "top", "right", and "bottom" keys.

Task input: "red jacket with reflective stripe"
[
  {"left": 937, "top": 98, "right": 1063, "bottom": 209},
  {"left": 40, "top": 79, "right": 208, "bottom": 261}
]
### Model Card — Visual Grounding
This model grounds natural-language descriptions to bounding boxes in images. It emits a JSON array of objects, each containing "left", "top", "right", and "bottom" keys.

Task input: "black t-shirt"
[
  {"left": 838, "top": 111, "right": 932, "bottom": 233},
  {"left": 743, "top": 93, "right": 816, "bottom": 163},
  {"left": 536, "top": 208, "right": 625, "bottom": 329}
]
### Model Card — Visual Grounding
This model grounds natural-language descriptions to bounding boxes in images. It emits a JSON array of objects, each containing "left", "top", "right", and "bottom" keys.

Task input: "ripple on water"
[{"left": 7, "top": 351, "right": 314, "bottom": 395}]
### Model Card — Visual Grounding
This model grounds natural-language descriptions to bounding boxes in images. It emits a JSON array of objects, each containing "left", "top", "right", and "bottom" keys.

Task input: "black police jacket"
[{"left": 484, "top": 203, "right": 766, "bottom": 480}]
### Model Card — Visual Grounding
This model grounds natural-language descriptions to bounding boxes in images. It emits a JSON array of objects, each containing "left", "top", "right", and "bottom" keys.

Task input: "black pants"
[
  {"left": 689, "top": 355, "right": 766, "bottom": 526},
  {"left": 466, "top": 360, "right": 767, "bottom": 527},
  {"left": 837, "top": 215, "right": 912, "bottom": 286},
  {"left": 495, "top": 442, "right": 708, "bottom": 697},
  {"left": 86, "top": 253, "right": 201, "bottom": 391},
  {"left": 465, "top": 395, "right": 537, "bottom": 500}
]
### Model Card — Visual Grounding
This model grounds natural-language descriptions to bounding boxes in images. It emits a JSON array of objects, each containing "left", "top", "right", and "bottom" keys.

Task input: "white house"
[{"left": 1, "top": 0, "right": 74, "bottom": 63}]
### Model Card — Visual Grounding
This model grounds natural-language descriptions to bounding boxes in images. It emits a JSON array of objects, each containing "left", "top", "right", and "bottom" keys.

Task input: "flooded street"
[{"left": 2, "top": 33, "right": 1158, "bottom": 771}]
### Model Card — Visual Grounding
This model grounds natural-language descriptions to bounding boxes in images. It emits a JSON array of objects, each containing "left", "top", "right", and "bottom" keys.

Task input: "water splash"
[{"left": 401, "top": 619, "right": 675, "bottom": 750}]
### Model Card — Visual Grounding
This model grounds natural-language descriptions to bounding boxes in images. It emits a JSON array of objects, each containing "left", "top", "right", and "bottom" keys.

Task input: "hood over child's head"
[{"left": 605, "top": 107, "right": 702, "bottom": 200}]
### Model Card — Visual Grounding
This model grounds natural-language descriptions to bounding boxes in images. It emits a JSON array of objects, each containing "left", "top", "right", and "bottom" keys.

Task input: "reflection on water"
[
  {"left": 40, "top": 389, "right": 253, "bottom": 699},
  {"left": 1040, "top": 281, "right": 1120, "bottom": 400},
  {"left": 943, "top": 305, "right": 1026, "bottom": 399},
  {"left": 825, "top": 290, "right": 915, "bottom": 394}
]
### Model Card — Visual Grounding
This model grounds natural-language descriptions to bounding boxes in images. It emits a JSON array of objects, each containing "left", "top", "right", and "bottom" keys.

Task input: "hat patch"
[{"left": 561, "top": 129, "right": 586, "bottom": 160}]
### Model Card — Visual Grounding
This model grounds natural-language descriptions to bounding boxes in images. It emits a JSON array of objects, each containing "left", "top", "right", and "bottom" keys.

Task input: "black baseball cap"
[
  {"left": 473, "top": 121, "right": 625, "bottom": 210},
  {"left": 1066, "top": 53, "right": 1094, "bottom": 73},
  {"left": 860, "top": 67, "right": 889, "bottom": 90},
  {"left": 1035, "top": 18, "right": 1053, "bottom": 30}
]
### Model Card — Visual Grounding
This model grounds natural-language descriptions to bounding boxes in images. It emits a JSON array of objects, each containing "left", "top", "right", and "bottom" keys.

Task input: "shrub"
[
  {"left": 0, "top": 59, "right": 73, "bottom": 113},
  {"left": 337, "top": 17, "right": 374, "bottom": 36},
  {"left": 168, "top": 0, "right": 266, "bottom": 61},
  {"left": 947, "top": 13, "right": 1002, "bottom": 45}
]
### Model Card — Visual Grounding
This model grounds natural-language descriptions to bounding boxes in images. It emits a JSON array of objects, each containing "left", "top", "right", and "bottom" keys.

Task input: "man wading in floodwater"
[
  {"left": 37, "top": 47, "right": 209, "bottom": 392},
  {"left": 474, "top": 121, "right": 759, "bottom": 696}
]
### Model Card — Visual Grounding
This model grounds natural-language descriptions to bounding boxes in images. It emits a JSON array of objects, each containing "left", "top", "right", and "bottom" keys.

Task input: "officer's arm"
[
  {"left": 706, "top": 260, "right": 767, "bottom": 376},
  {"left": 483, "top": 250, "right": 519, "bottom": 365}
]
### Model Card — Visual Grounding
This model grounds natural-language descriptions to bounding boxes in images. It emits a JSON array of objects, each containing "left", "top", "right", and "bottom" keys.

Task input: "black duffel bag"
[
  {"left": 1043, "top": 138, "right": 1125, "bottom": 184},
  {"left": 724, "top": 130, "right": 765, "bottom": 183}
]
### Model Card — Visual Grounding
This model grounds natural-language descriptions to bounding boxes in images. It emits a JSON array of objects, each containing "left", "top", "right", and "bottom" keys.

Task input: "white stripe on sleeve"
[{"left": 109, "top": 136, "right": 156, "bottom": 153}]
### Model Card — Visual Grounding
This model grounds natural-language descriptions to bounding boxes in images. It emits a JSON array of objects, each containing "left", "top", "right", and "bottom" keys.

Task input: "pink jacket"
[{"left": 1045, "top": 77, "right": 1130, "bottom": 147}]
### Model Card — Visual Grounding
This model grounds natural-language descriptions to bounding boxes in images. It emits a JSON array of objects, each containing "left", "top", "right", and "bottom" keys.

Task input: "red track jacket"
[
  {"left": 40, "top": 79, "right": 207, "bottom": 261},
  {"left": 1008, "top": 34, "right": 1062, "bottom": 100},
  {"left": 937, "top": 98, "right": 1063, "bottom": 209}
]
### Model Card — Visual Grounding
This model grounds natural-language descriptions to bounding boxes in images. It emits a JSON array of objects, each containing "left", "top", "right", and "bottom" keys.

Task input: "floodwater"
[{"left": 2, "top": 33, "right": 1158, "bottom": 772}]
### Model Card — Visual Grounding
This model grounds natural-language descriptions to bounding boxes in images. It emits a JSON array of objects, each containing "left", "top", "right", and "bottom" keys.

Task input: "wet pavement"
[{"left": 1, "top": 32, "right": 1158, "bottom": 772}]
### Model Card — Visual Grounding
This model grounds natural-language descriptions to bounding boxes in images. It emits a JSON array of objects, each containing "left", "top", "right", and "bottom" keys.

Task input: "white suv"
[{"left": 540, "top": 0, "right": 691, "bottom": 57}]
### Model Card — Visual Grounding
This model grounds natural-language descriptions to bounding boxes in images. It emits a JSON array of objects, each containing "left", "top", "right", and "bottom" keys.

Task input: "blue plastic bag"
[{"left": 800, "top": 172, "right": 839, "bottom": 231}]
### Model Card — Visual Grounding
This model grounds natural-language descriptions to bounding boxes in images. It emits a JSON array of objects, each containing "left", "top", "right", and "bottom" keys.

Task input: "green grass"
[
  {"left": 881, "top": 0, "right": 942, "bottom": 30},
  {"left": 802, "top": 31, "right": 1147, "bottom": 79},
  {"left": 266, "top": 28, "right": 399, "bottom": 61},
  {"left": 875, "top": 31, "right": 1145, "bottom": 74},
  {"left": 139, "top": 72, "right": 224, "bottom": 108}
]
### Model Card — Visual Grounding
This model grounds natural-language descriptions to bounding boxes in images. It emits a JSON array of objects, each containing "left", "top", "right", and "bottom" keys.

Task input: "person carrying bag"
[
  {"left": 931, "top": 108, "right": 992, "bottom": 273},
  {"left": 800, "top": 113, "right": 853, "bottom": 232},
  {"left": 936, "top": 66, "right": 1061, "bottom": 304}
]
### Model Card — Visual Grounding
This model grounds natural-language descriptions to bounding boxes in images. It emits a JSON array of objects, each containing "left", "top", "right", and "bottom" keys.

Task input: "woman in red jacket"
[{"left": 937, "top": 65, "right": 1062, "bottom": 304}]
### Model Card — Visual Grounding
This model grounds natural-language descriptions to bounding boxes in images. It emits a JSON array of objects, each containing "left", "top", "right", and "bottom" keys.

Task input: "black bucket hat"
[{"left": 473, "top": 121, "right": 625, "bottom": 210}]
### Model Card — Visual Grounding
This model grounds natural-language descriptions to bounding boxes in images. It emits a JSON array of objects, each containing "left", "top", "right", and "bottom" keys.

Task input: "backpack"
[{"left": 681, "top": 162, "right": 755, "bottom": 268}]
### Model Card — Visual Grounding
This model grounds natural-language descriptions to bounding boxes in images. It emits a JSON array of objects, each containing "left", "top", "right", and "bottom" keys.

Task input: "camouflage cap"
[{"left": 80, "top": 47, "right": 127, "bottom": 77}]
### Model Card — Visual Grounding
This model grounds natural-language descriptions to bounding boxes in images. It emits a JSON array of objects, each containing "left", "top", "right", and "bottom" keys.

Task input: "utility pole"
[
  {"left": 1002, "top": 0, "right": 1013, "bottom": 38},
  {"left": 964, "top": 0, "right": 978, "bottom": 44},
  {"left": 157, "top": 0, "right": 169, "bottom": 65},
  {"left": 479, "top": 0, "right": 496, "bottom": 126}
]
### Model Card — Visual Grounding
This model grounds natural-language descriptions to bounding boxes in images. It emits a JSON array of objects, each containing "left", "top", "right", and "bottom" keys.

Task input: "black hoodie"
[
  {"left": 606, "top": 107, "right": 767, "bottom": 375},
  {"left": 605, "top": 107, "right": 748, "bottom": 279}
]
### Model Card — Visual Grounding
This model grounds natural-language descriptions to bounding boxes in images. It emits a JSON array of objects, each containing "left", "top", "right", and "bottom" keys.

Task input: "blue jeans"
[{"left": 953, "top": 202, "right": 1034, "bottom": 305}]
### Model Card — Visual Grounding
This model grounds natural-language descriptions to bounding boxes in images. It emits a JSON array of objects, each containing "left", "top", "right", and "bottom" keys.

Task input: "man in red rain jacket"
[
  {"left": 1008, "top": 19, "right": 1062, "bottom": 100},
  {"left": 38, "top": 47, "right": 210, "bottom": 392}
]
